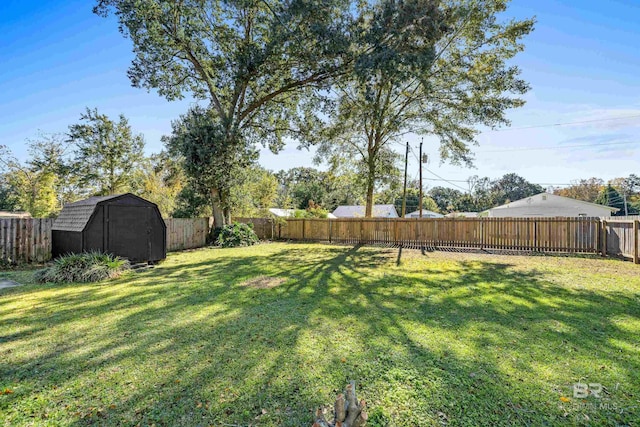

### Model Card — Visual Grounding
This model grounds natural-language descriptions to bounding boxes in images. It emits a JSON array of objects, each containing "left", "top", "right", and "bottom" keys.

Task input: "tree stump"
[{"left": 312, "top": 381, "right": 368, "bottom": 427}]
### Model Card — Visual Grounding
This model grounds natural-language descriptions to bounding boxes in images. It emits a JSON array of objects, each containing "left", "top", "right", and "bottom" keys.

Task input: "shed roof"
[{"left": 52, "top": 194, "right": 153, "bottom": 232}]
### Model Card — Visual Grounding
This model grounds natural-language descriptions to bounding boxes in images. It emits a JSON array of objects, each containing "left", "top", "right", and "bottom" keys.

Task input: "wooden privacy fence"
[
  {"left": 237, "top": 217, "right": 640, "bottom": 263},
  {"left": 0, "top": 218, "right": 54, "bottom": 263},
  {"left": 603, "top": 219, "right": 640, "bottom": 263},
  {"left": 0, "top": 217, "right": 210, "bottom": 264},
  {"left": 165, "top": 218, "right": 209, "bottom": 252}
]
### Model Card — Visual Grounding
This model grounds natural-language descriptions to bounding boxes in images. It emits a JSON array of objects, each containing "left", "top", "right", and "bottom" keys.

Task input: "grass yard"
[{"left": 1, "top": 243, "right": 639, "bottom": 426}]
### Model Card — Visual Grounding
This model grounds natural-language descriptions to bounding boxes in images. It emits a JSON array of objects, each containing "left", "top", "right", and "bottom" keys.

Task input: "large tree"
[
  {"left": 595, "top": 184, "right": 626, "bottom": 215},
  {"left": 317, "top": 0, "right": 534, "bottom": 216},
  {"left": 490, "top": 173, "right": 544, "bottom": 205},
  {"left": 554, "top": 177, "right": 604, "bottom": 203},
  {"left": 67, "top": 108, "right": 145, "bottom": 196},
  {"left": 0, "top": 145, "right": 59, "bottom": 217},
  {"left": 164, "top": 107, "right": 258, "bottom": 225},
  {"left": 95, "top": 0, "right": 354, "bottom": 226},
  {"left": 132, "top": 151, "right": 186, "bottom": 217}
]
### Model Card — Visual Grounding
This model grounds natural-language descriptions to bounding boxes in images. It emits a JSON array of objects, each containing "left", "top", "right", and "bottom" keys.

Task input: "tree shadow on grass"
[{"left": 0, "top": 244, "right": 638, "bottom": 426}]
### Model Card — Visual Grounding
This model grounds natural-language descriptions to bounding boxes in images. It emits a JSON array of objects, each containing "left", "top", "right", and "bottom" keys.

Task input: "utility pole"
[
  {"left": 419, "top": 139, "right": 423, "bottom": 218},
  {"left": 401, "top": 141, "right": 409, "bottom": 217}
]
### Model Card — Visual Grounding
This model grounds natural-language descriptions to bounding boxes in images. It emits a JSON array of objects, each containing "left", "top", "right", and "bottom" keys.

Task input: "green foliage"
[
  {"left": 35, "top": 252, "right": 130, "bottom": 284},
  {"left": 427, "top": 173, "right": 545, "bottom": 213},
  {"left": 367, "top": 407, "right": 391, "bottom": 427},
  {"left": 0, "top": 142, "right": 63, "bottom": 217},
  {"left": 0, "top": 173, "right": 20, "bottom": 211},
  {"left": 164, "top": 107, "right": 258, "bottom": 226},
  {"left": 172, "top": 186, "right": 212, "bottom": 219},
  {"left": 96, "top": 0, "right": 356, "bottom": 226},
  {"left": 316, "top": 0, "right": 534, "bottom": 216},
  {"left": 554, "top": 177, "right": 604, "bottom": 203},
  {"left": 230, "top": 167, "right": 278, "bottom": 218},
  {"left": 68, "top": 107, "right": 145, "bottom": 196},
  {"left": 275, "top": 167, "right": 365, "bottom": 212},
  {"left": 215, "top": 222, "right": 259, "bottom": 248},
  {"left": 132, "top": 151, "right": 185, "bottom": 217},
  {"left": 491, "top": 173, "right": 544, "bottom": 205},
  {"left": 595, "top": 184, "right": 626, "bottom": 214},
  {"left": 290, "top": 205, "right": 329, "bottom": 219}
]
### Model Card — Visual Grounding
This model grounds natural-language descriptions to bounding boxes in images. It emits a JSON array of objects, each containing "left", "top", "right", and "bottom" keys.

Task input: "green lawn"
[{"left": 1, "top": 243, "right": 639, "bottom": 426}]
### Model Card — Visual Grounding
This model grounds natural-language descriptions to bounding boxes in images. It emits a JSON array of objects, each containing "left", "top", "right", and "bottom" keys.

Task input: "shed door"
[{"left": 107, "top": 206, "right": 150, "bottom": 262}]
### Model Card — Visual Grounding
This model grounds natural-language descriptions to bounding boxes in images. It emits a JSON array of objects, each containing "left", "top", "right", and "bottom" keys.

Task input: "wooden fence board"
[{"left": 165, "top": 218, "right": 208, "bottom": 252}]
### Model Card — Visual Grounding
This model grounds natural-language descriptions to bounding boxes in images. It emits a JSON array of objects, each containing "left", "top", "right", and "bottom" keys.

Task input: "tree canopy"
[
  {"left": 316, "top": 0, "right": 534, "bottom": 216},
  {"left": 95, "top": 0, "right": 357, "bottom": 225},
  {"left": 67, "top": 108, "right": 145, "bottom": 196}
]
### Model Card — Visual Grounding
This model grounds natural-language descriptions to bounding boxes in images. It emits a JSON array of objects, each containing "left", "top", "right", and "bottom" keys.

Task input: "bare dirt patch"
[{"left": 240, "top": 276, "right": 286, "bottom": 289}]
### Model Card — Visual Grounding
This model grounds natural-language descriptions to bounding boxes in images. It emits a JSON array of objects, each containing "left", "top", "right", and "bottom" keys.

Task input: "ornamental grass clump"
[{"left": 35, "top": 251, "right": 130, "bottom": 283}]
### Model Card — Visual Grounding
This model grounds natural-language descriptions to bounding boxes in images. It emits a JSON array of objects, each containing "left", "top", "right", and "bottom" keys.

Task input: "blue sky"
[{"left": 1, "top": 0, "right": 639, "bottom": 191}]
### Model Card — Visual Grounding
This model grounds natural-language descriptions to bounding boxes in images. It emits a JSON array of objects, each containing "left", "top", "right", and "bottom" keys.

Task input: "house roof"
[
  {"left": 332, "top": 204, "right": 398, "bottom": 218},
  {"left": 268, "top": 208, "right": 295, "bottom": 217},
  {"left": 53, "top": 193, "right": 154, "bottom": 232},
  {"left": 445, "top": 212, "right": 479, "bottom": 218},
  {"left": 404, "top": 209, "right": 443, "bottom": 218},
  {"left": 0, "top": 211, "right": 32, "bottom": 218},
  {"left": 490, "top": 193, "right": 618, "bottom": 212}
]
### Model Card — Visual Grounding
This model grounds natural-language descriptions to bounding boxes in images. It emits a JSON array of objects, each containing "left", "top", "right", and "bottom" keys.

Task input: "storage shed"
[{"left": 52, "top": 194, "right": 166, "bottom": 263}]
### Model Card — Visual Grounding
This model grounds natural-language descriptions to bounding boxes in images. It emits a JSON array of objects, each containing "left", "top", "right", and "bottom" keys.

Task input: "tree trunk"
[
  {"left": 211, "top": 188, "right": 226, "bottom": 228},
  {"left": 365, "top": 161, "right": 376, "bottom": 218},
  {"left": 312, "top": 381, "right": 368, "bottom": 427}
]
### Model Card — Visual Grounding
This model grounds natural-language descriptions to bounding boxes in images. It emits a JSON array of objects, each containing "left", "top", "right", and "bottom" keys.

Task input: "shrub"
[
  {"left": 0, "top": 257, "right": 15, "bottom": 270},
  {"left": 35, "top": 251, "right": 130, "bottom": 284},
  {"left": 215, "top": 222, "right": 259, "bottom": 248}
]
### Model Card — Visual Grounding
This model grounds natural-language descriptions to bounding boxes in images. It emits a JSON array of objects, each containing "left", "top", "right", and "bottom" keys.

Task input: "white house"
[
  {"left": 404, "top": 209, "right": 443, "bottom": 218},
  {"left": 445, "top": 212, "right": 479, "bottom": 218},
  {"left": 268, "top": 208, "right": 295, "bottom": 217},
  {"left": 333, "top": 204, "right": 399, "bottom": 218},
  {"left": 486, "top": 193, "right": 619, "bottom": 218},
  {"left": 0, "top": 211, "right": 31, "bottom": 218},
  {"left": 269, "top": 208, "right": 337, "bottom": 218}
]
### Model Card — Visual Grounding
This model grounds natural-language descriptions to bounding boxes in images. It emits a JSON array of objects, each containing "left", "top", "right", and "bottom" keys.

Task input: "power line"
[
  {"left": 485, "top": 114, "right": 640, "bottom": 132},
  {"left": 424, "top": 168, "right": 468, "bottom": 191},
  {"left": 422, "top": 177, "right": 573, "bottom": 186},
  {"left": 477, "top": 140, "right": 638, "bottom": 153}
]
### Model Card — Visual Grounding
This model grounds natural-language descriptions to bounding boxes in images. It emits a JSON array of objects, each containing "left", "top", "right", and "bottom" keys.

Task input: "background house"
[
  {"left": 333, "top": 204, "right": 398, "bottom": 218},
  {"left": 268, "top": 208, "right": 295, "bottom": 217},
  {"left": 486, "top": 193, "right": 618, "bottom": 217},
  {"left": 0, "top": 211, "right": 32, "bottom": 218},
  {"left": 268, "top": 208, "right": 337, "bottom": 218},
  {"left": 445, "top": 212, "right": 479, "bottom": 218},
  {"left": 404, "top": 209, "right": 443, "bottom": 218}
]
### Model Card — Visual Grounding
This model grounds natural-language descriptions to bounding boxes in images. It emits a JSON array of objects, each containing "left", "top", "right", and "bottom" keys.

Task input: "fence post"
[
  {"left": 329, "top": 219, "right": 332, "bottom": 243},
  {"left": 634, "top": 220, "right": 639, "bottom": 264},
  {"left": 302, "top": 219, "right": 306, "bottom": 241},
  {"left": 394, "top": 220, "right": 398, "bottom": 246},
  {"left": 601, "top": 220, "right": 607, "bottom": 257}
]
